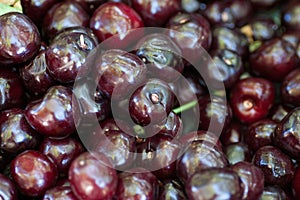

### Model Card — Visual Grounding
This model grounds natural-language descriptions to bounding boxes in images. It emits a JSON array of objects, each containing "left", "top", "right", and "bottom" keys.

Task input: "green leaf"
[{"left": 0, "top": 3, "right": 22, "bottom": 16}]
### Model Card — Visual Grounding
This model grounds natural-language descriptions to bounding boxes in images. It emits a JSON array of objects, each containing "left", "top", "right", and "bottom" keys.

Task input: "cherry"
[
  {"left": 0, "top": 108, "right": 40, "bottom": 155},
  {"left": 185, "top": 168, "right": 243, "bottom": 200},
  {"left": 42, "top": 1, "right": 90, "bottom": 41},
  {"left": 115, "top": 168, "right": 159, "bottom": 200},
  {"left": 0, "top": 173, "right": 18, "bottom": 200},
  {"left": 25, "top": 85, "right": 75, "bottom": 138},
  {"left": 68, "top": 152, "right": 118, "bottom": 200},
  {"left": 230, "top": 77, "right": 275, "bottom": 124},
  {"left": 89, "top": 2, "right": 144, "bottom": 44},
  {"left": 0, "top": 12, "right": 41, "bottom": 66},
  {"left": 39, "top": 136, "right": 85, "bottom": 176},
  {"left": 135, "top": 33, "right": 184, "bottom": 83},
  {"left": 43, "top": 185, "right": 77, "bottom": 200},
  {"left": 131, "top": 0, "right": 180, "bottom": 27},
  {"left": 231, "top": 161, "right": 264, "bottom": 200},
  {"left": 159, "top": 179, "right": 187, "bottom": 200},
  {"left": 273, "top": 107, "right": 300, "bottom": 159},
  {"left": 10, "top": 150, "right": 58, "bottom": 197},
  {"left": 281, "top": 68, "right": 300, "bottom": 107},
  {"left": 249, "top": 38, "right": 299, "bottom": 82},
  {"left": 252, "top": 146, "right": 294, "bottom": 186}
]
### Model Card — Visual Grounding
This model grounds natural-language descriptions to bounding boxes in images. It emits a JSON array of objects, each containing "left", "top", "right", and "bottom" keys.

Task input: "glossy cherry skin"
[
  {"left": 136, "top": 135, "right": 181, "bottom": 179},
  {"left": 74, "top": 0, "right": 106, "bottom": 13},
  {"left": 260, "top": 186, "right": 289, "bottom": 200},
  {"left": 282, "top": 1, "right": 300, "bottom": 31},
  {"left": 131, "top": 0, "right": 180, "bottom": 27},
  {"left": 185, "top": 168, "right": 243, "bottom": 200},
  {"left": 230, "top": 77, "right": 275, "bottom": 124},
  {"left": 245, "top": 119, "right": 276, "bottom": 152},
  {"left": 95, "top": 49, "right": 147, "bottom": 100},
  {"left": 206, "top": 49, "right": 244, "bottom": 89},
  {"left": 0, "top": 67, "right": 25, "bottom": 111},
  {"left": 231, "top": 161, "right": 264, "bottom": 200},
  {"left": 89, "top": 2, "right": 144, "bottom": 44},
  {"left": 39, "top": 136, "right": 85, "bottom": 175},
  {"left": 0, "top": 12, "right": 41, "bottom": 66},
  {"left": 166, "top": 13, "right": 212, "bottom": 62},
  {"left": 43, "top": 185, "right": 78, "bottom": 200},
  {"left": 46, "top": 32, "right": 97, "bottom": 83},
  {"left": 10, "top": 150, "right": 58, "bottom": 197},
  {"left": 250, "top": 38, "right": 299, "bottom": 82},
  {"left": 203, "top": 0, "right": 252, "bottom": 28},
  {"left": 0, "top": 108, "right": 40, "bottom": 155},
  {"left": 20, "top": 50, "right": 57, "bottom": 97},
  {"left": 0, "top": 173, "right": 18, "bottom": 200},
  {"left": 252, "top": 146, "right": 294, "bottom": 186},
  {"left": 25, "top": 85, "right": 75, "bottom": 138},
  {"left": 42, "top": 1, "right": 90, "bottom": 41},
  {"left": 211, "top": 26, "right": 249, "bottom": 58},
  {"left": 273, "top": 107, "right": 300, "bottom": 159},
  {"left": 68, "top": 152, "right": 118, "bottom": 200},
  {"left": 135, "top": 33, "right": 184, "bottom": 83},
  {"left": 176, "top": 140, "right": 228, "bottom": 183},
  {"left": 115, "top": 168, "right": 159, "bottom": 200},
  {"left": 129, "top": 79, "right": 174, "bottom": 128},
  {"left": 93, "top": 129, "right": 136, "bottom": 170},
  {"left": 281, "top": 68, "right": 300, "bottom": 107},
  {"left": 21, "top": 0, "right": 60, "bottom": 28},
  {"left": 197, "top": 95, "right": 232, "bottom": 135}
]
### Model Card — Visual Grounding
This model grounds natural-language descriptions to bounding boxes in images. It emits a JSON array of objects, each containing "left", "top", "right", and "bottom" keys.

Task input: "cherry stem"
[{"left": 172, "top": 100, "right": 198, "bottom": 114}]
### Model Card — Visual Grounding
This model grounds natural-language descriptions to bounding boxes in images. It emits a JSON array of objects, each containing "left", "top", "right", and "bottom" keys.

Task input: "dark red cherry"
[
  {"left": 198, "top": 95, "right": 232, "bottom": 135},
  {"left": 74, "top": 0, "right": 106, "bottom": 13},
  {"left": 245, "top": 119, "right": 276, "bottom": 152},
  {"left": 166, "top": 13, "right": 212, "bottom": 62},
  {"left": 0, "top": 108, "right": 40, "bottom": 155},
  {"left": 281, "top": 68, "right": 300, "bottom": 107},
  {"left": 206, "top": 49, "right": 244, "bottom": 89},
  {"left": 231, "top": 161, "right": 264, "bottom": 200},
  {"left": 252, "top": 146, "right": 294, "bottom": 186},
  {"left": 185, "top": 168, "right": 243, "bottom": 200},
  {"left": 211, "top": 26, "right": 249, "bottom": 58},
  {"left": 21, "top": 0, "right": 60, "bottom": 28},
  {"left": 135, "top": 33, "right": 184, "bottom": 83},
  {"left": 25, "top": 85, "right": 75, "bottom": 138},
  {"left": 43, "top": 185, "right": 77, "bottom": 200},
  {"left": 0, "top": 67, "right": 25, "bottom": 111},
  {"left": 249, "top": 38, "right": 299, "bottom": 81},
  {"left": 42, "top": 1, "right": 90, "bottom": 41},
  {"left": 93, "top": 129, "right": 136, "bottom": 170},
  {"left": 95, "top": 49, "right": 147, "bottom": 100},
  {"left": 203, "top": 0, "right": 252, "bottom": 28},
  {"left": 131, "top": 0, "right": 180, "bottom": 27},
  {"left": 176, "top": 140, "right": 228, "bottom": 183},
  {"left": 230, "top": 77, "right": 275, "bottom": 124},
  {"left": 273, "top": 107, "right": 300, "bottom": 159},
  {"left": 89, "top": 2, "right": 144, "bottom": 44},
  {"left": 0, "top": 173, "right": 18, "bottom": 200},
  {"left": 129, "top": 79, "right": 174, "bottom": 128},
  {"left": 0, "top": 12, "right": 41, "bottom": 66},
  {"left": 68, "top": 152, "right": 118, "bottom": 200},
  {"left": 115, "top": 168, "right": 159, "bottom": 200},
  {"left": 20, "top": 50, "right": 57, "bottom": 97},
  {"left": 46, "top": 32, "right": 97, "bottom": 83},
  {"left": 39, "top": 136, "right": 84, "bottom": 175},
  {"left": 10, "top": 150, "right": 58, "bottom": 197}
]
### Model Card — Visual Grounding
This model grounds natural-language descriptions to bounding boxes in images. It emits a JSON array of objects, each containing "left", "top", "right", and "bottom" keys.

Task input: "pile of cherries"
[{"left": 1, "top": 0, "right": 300, "bottom": 199}]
